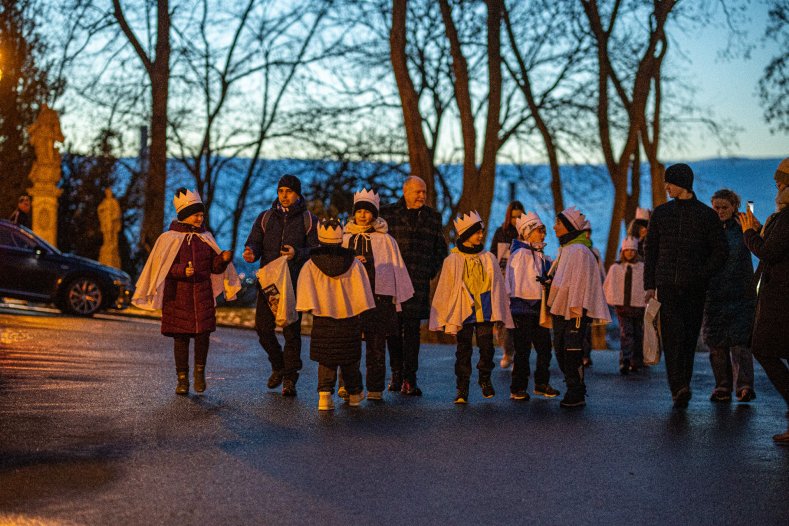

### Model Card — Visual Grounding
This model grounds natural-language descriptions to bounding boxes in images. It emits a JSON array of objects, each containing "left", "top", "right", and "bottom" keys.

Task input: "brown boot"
[
  {"left": 194, "top": 365, "right": 206, "bottom": 393},
  {"left": 176, "top": 371, "right": 189, "bottom": 395}
]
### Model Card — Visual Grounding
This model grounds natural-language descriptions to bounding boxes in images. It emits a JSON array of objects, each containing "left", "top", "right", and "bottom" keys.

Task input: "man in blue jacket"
[
  {"left": 243, "top": 175, "right": 318, "bottom": 396},
  {"left": 644, "top": 164, "right": 727, "bottom": 409}
]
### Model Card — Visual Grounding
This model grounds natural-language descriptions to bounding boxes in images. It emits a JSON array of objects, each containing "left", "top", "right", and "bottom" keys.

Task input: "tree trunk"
[{"left": 390, "top": 0, "right": 435, "bottom": 203}]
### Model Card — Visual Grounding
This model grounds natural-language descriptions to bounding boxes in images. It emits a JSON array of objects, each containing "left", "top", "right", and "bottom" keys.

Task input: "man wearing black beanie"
[
  {"left": 243, "top": 174, "right": 318, "bottom": 396},
  {"left": 643, "top": 163, "right": 728, "bottom": 408}
]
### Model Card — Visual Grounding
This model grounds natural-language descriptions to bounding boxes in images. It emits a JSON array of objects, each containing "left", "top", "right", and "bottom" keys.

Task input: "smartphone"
[{"left": 747, "top": 201, "right": 754, "bottom": 214}]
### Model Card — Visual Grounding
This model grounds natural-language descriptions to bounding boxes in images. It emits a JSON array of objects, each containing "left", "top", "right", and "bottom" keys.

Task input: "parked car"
[{"left": 0, "top": 219, "right": 134, "bottom": 316}]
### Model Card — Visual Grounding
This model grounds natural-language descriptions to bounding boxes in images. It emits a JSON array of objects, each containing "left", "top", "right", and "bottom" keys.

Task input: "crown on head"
[
  {"left": 516, "top": 211, "right": 544, "bottom": 237},
  {"left": 318, "top": 218, "right": 344, "bottom": 245},
  {"left": 635, "top": 207, "right": 651, "bottom": 221},
  {"left": 353, "top": 188, "right": 380, "bottom": 210},
  {"left": 453, "top": 210, "right": 484, "bottom": 235},
  {"left": 621, "top": 236, "right": 639, "bottom": 252},
  {"left": 173, "top": 188, "right": 203, "bottom": 212},
  {"left": 559, "top": 206, "right": 587, "bottom": 232}
]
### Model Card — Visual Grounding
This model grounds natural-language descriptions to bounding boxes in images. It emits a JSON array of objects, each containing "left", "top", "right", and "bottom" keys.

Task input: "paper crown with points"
[
  {"left": 635, "top": 207, "right": 651, "bottom": 221},
  {"left": 516, "top": 211, "right": 544, "bottom": 237},
  {"left": 318, "top": 218, "right": 344, "bottom": 245},
  {"left": 173, "top": 188, "right": 203, "bottom": 213},
  {"left": 353, "top": 188, "right": 380, "bottom": 210},
  {"left": 453, "top": 210, "right": 484, "bottom": 236},
  {"left": 621, "top": 236, "right": 639, "bottom": 252},
  {"left": 559, "top": 206, "right": 588, "bottom": 232}
]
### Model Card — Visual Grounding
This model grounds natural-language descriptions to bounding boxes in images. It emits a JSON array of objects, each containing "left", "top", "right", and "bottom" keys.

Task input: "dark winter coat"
[
  {"left": 743, "top": 208, "right": 789, "bottom": 358},
  {"left": 161, "top": 221, "right": 230, "bottom": 336},
  {"left": 702, "top": 218, "right": 756, "bottom": 347},
  {"left": 9, "top": 209, "right": 31, "bottom": 229},
  {"left": 489, "top": 224, "right": 518, "bottom": 269},
  {"left": 244, "top": 197, "right": 319, "bottom": 282},
  {"left": 307, "top": 245, "right": 362, "bottom": 366},
  {"left": 379, "top": 199, "right": 447, "bottom": 319},
  {"left": 643, "top": 194, "right": 728, "bottom": 291}
]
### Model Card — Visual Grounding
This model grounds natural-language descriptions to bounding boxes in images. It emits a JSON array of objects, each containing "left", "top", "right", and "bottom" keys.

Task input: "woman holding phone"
[{"left": 740, "top": 158, "right": 789, "bottom": 444}]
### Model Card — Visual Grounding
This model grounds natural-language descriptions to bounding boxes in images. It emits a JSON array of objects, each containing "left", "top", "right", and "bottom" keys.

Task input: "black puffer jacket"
[
  {"left": 244, "top": 197, "right": 319, "bottom": 282},
  {"left": 489, "top": 224, "right": 518, "bottom": 269},
  {"left": 702, "top": 218, "right": 755, "bottom": 347},
  {"left": 308, "top": 245, "right": 363, "bottom": 366},
  {"left": 380, "top": 199, "right": 447, "bottom": 319},
  {"left": 643, "top": 194, "right": 727, "bottom": 291}
]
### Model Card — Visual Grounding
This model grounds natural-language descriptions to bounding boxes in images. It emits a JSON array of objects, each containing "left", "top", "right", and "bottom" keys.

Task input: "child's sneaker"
[
  {"left": 318, "top": 392, "right": 334, "bottom": 411},
  {"left": 282, "top": 379, "right": 297, "bottom": 397},
  {"left": 337, "top": 386, "right": 349, "bottom": 400},
  {"left": 454, "top": 389, "right": 469, "bottom": 404},
  {"left": 736, "top": 388, "right": 756, "bottom": 402},
  {"left": 348, "top": 392, "right": 365, "bottom": 407},
  {"left": 510, "top": 389, "right": 530, "bottom": 401},
  {"left": 479, "top": 378, "right": 495, "bottom": 399},
  {"left": 534, "top": 383, "right": 560, "bottom": 398},
  {"left": 366, "top": 391, "right": 383, "bottom": 401}
]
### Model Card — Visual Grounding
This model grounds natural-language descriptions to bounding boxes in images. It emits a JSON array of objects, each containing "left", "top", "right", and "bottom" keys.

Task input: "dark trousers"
[
  {"left": 255, "top": 291, "right": 303, "bottom": 382},
  {"left": 754, "top": 355, "right": 789, "bottom": 408},
  {"left": 363, "top": 326, "right": 387, "bottom": 393},
  {"left": 658, "top": 286, "right": 706, "bottom": 395},
  {"left": 553, "top": 315, "right": 591, "bottom": 393},
  {"left": 387, "top": 315, "right": 422, "bottom": 383},
  {"left": 511, "top": 313, "right": 552, "bottom": 391},
  {"left": 455, "top": 322, "right": 495, "bottom": 388},
  {"left": 617, "top": 311, "right": 644, "bottom": 365},
  {"left": 318, "top": 363, "right": 362, "bottom": 394},
  {"left": 173, "top": 332, "right": 210, "bottom": 372},
  {"left": 709, "top": 345, "right": 754, "bottom": 393}
]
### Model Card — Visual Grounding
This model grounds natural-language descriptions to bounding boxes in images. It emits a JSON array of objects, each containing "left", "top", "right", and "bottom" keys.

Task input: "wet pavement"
[{"left": 0, "top": 309, "right": 787, "bottom": 525}]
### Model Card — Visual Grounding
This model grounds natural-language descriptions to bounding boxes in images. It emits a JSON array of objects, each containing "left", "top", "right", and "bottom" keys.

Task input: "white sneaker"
[
  {"left": 318, "top": 392, "right": 334, "bottom": 411},
  {"left": 348, "top": 392, "right": 365, "bottom": 407}
]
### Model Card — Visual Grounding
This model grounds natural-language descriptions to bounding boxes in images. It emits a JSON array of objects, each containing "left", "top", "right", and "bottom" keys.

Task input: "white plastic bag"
[
  {"left": 256, "top": 256, "right": 298, "bottom": 327},
  {"left": 643, "top": 297, "right": 662, "bottom": 366}
]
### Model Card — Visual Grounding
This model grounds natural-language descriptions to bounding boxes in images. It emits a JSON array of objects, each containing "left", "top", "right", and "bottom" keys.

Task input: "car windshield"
[{"left": 15, "top": 224, "right": 61, "bottom": 254}]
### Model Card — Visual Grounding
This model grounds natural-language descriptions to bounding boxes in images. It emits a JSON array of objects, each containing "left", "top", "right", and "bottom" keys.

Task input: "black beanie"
[
  {"left": 456, "top": 221, "right": 484, "bottom": 245},
  {"left": 174, "top": 187, "right": 205, "bottom": 221},
  {"left": 664, "top": 163, "right": 694, "bottom": 191},
  {"left": 278, "top": 174, "right": 302, "bottom": 196},
  {"left": 353, "top": 200, "right": 379, "bottom": 218}
]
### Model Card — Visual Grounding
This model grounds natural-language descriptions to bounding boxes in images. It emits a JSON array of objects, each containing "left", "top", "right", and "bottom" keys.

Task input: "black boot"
[
  {"left": 388, "top": 370, "right": 402, "bottom": 392},
  {"left": 176, "top": 371, "right": 189, "bottom": 395},
  {"left": 194, "top": 365, "right": 206, "bottom": 393}
]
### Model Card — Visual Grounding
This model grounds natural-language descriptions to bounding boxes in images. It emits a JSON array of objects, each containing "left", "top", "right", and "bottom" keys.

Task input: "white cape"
[
  {"left": 548, "top": 244, "right": 611, "bottom": 322},
  {"left": 342, "top": 229, "right": 414, "bottom": 311},
  {"left": 429, "top": 251, "right": 513, "bottom": 335},
  {"left": 132, "top": 230, "right": 241, "bottom": 311},
  {"left": 505, "top": 246, "right": 551, "bottom": 300},
  {"left": 603, "top": 261, "right": 646, "bottom": 308},
  {"left": 256, "top": 256, "right": 298, "bottom": 327},
  {"left": 296, "top": 258, "right": 375, "bottom": 319}
]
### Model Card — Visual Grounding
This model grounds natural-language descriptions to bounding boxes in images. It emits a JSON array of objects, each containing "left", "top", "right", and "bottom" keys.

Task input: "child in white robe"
[
  {"left": 505, "top": 211, "right": 559, "bottom": 400},
  {"left": 343, "top": 188, "right": 414, "bottom": 400},
  {"left": 547, "top": 207, "right": 611, "bottom": 408},
  {"left": 604, "top": 236, "right": 646, "bottom": 374},
  {"left": 296, "top": 218, "right": 375, "bottom": 411},
  {"left": 430, "top": 211, "right": 513, "bottom": 404}
]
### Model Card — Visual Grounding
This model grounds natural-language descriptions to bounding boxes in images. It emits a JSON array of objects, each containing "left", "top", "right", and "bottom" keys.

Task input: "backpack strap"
[
  {"left": 303, "top": 210, "right": 313, "bottom": 235},
  {"left": 260, "top": 209, "right": 274, "bottom": 234}
]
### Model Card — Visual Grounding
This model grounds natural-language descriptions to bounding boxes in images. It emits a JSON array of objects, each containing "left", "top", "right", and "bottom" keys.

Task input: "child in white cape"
[{"left": 430, "top": 211, "right": 513, "bottom": 403}]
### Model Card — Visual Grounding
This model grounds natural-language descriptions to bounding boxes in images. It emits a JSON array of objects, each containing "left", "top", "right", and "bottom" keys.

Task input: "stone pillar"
[{"left": 26, "top": 105, "right": 64, "bottom": 247}]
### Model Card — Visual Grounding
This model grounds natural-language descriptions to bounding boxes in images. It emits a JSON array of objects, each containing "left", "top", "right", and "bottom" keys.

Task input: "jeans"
[
  {"left": 387, "top": 315, "right": 422, "bottom": 383},
  {"left": 510, "top": 313, "right": 553, "bottom": 391},
  {"left": 658, "top": 286, "right": 706, "bottom": 395},
  {"left": 455, "top": 322, "right": 495, "bottom": 388},
  {"left": 617, "top": 311, "right": 644, "bottom": 365},
  {"left": 318, "top": 363, "right": 362, "bottom": 394},
  {"left": 709, "top": 345, "right": 754, "bottom": 393},
  {"left": 255, "top": 290, "right": 303, "bottom": 382}
]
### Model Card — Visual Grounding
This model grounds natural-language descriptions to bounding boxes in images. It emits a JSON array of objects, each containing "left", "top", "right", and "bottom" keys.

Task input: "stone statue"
[
  {"left": 27, "top": 104, "right": 64, "bottom": 246},
  {"left": 98, "top": 188, "right": 122, "bottom": 269}
]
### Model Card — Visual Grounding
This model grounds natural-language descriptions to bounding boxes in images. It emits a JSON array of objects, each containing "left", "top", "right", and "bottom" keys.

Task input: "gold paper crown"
[
  {"left": 173, "top": 189, "right": 202, "bottom": 212},
  {"left": 353, "top": 188, "right": 380, "bottom": 210},
  {"left": 318, "top": 220, "right": 344, "bottom": 244},
  {"left": 453, "top": 210, "right": 484, "bottom": 235}
]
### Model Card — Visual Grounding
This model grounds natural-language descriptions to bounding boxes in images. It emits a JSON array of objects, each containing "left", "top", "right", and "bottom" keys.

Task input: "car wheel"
[{"left": 61, "top": 277, "right": 104, "bottom": 316}]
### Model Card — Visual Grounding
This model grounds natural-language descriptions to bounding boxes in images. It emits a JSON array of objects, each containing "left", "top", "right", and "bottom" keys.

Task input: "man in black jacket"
[
  {"left": 8, "top": 194, "right": 32, "bottom": 229},
  {"left": 243, "top": 175, "right": 318, "bottom": 396},
  {"left": 380, "top": 176, "right": 447, "bottom": 395},
  {"left": 644, "top": 163, "right": 727, "bottom": 408}
]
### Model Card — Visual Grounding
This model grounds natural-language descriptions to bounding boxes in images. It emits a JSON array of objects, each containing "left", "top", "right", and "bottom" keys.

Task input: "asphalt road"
[{"left": 0, "top": 309, "right": 787, "bottom": 525}]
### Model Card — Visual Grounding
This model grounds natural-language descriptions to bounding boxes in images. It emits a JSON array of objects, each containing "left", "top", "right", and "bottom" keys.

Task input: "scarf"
[{"left": 457, "top": 243, "right": 484, "bottom": 254}]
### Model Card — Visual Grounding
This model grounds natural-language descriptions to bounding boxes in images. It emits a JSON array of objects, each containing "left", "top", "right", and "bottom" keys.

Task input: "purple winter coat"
[{"left": 161, "top": 221, "right": 230, "bottom": 336}]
